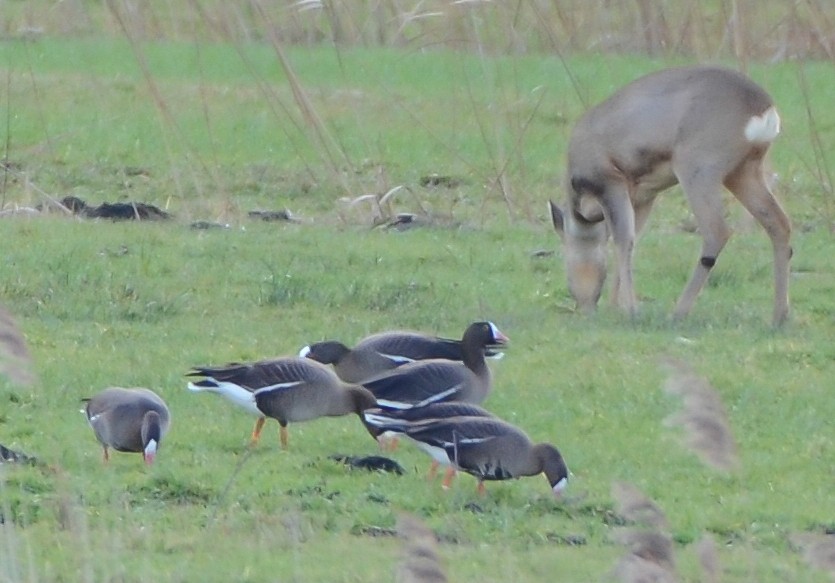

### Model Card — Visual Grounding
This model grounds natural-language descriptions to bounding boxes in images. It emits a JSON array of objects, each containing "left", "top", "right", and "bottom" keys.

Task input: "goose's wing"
[
  {"left": 360, "top": 333, "right": 464, "bottom": 362},
  {"left": 362, "top": 360, "right": 472, "bottom": 409},
  {"left": 404, "top": 417, "right": 523, "bottom": 481}
]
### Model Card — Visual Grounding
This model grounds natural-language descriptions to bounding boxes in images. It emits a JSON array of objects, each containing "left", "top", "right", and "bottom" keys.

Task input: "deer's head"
[{"left": 549, "top": 200, "right": 608, "bottom": 312}]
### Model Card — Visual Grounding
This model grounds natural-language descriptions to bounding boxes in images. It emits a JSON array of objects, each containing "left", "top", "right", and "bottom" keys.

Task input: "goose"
[
  {"left": 363, "top": 401, "right": 495, "bottom": 481},
  {"left": 82, "top": 387, "right": 170, "bottom": 465},
  {"left": 363, "top": 414, "right": 568, "bottom": 497},
  {"left": 187, "top": 357, "right": 377, "bottom": 448},
  {"left": 360, "top": 321, "right": 508, "bottom": 410},
  {"left": 300, "top": 321, "right": 506, "bottom": 384}
]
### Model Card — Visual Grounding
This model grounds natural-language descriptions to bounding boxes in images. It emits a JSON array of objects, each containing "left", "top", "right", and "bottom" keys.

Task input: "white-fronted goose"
[
  {"left": 83, "top": 387, "right": 170, "bottom": 465},
  {"left": 363, "top": 414, "right": 568, "bottom": 497},
  {"left": 360, "top": 322, "right": 508, "bottom": 409},
  {"left": 300, "top": 321, "right": 506, "bottom": 384},
  {"left": 363, "top": 401, "right": 494, "bottom": 449},
  {"left": 299, "top": 340, "right": 405, "bottom": 384},
  {"left": 187, "top": 363, "right": 264, "bottom": 442},
  {"left": 187, "top": 357, "right": 377, "bottom": 449},
  {"left": 364, "top": 401, "right": 495, "bottom": 480},
  {"left": 364, "top": 401, "right": 494, "bottom": 430}
]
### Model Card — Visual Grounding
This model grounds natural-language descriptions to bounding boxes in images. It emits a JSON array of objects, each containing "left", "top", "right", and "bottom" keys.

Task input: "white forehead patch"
[
  {"left": 298, "top": 345, "right": 312, "bottom": 357},
  {"left": 488, "top": 322, "right": 501, "bottom": 338},
  {"left": 552, "top": 476, "right": 568, "bottom": 494}
]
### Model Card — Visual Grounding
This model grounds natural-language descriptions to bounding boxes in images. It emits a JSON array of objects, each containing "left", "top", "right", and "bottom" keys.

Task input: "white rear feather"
[
  {"left": 744, "top": 106, "right": 780, "bottom": 142},
  {"left": 188, "top": 380, "right": 262, "bottom": 416}
]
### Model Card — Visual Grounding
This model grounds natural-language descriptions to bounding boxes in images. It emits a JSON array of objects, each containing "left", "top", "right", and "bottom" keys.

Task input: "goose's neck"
[
  {"left": 327, "top": 385, "right": 375, "bottom": 416},
  {"left": 462, "top": 349, "right": 488, "bottom": 377},
  {"left": 141, "top": 411, "right": 162, "bottom": 446}
]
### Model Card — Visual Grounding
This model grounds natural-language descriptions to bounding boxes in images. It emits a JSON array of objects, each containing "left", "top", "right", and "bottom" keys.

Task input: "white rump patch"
[
  {"left": 192, "top": 380, "right": 261, "bottom": 416},
  {"left": 744, "top": 106, "right": 780, "bottom": 143}
]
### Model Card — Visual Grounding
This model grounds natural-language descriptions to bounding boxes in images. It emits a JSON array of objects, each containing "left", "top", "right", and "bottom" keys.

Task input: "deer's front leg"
[
  {"left": 601, "top": 188, "right": 638, "bottom": 316},
  {"left": 609, "top": 198, "right": 657, "bottom": 313}
]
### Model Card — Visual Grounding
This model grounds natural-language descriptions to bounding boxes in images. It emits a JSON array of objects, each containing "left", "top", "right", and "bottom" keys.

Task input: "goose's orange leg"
[
  {"left": 250, "top": 417, "right": 266, "bottom": 445},
  {"left": 426, "top": 460, "right": 440, "bottom": 481},
  {"left": 376, "top": 433, "right": 400, "bottom": 452},
  {"left": 279, "top": 425, "right": 289, "bottom": 450},
  {"left": 441, "top": 467, "right": 457, "bottom": 490}
]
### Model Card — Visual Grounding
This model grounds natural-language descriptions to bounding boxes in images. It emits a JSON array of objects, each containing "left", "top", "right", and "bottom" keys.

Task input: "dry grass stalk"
[
  {"left": 635, "top": 0, "right": 670, "bottom": 56},
  {"left": 664, "top": 409, "right": 738, "bottom": 472},
  {"left": 660, "top": 357, "right": 739, "bottom": 472},
  {"left": 611, "top": 528, "right": 679, "bottom": 583},
  {"left": 252, "top": 0, "right": 356, "bottom": 201},
  {"left": 396, "top": 513, "right": 448, "bottom": 583},
  {"left": 1, "top": 474, "right": 24, "bottom": 583},
  {"left": 105, "top": 0, "right": 203, "bottom": 202},
  {"left": 696, "top": 535, "right": 722, "bottom": 583},
  {"left": 798, "top": 0, "right": 834, "bottom": 59},
  {"left": 791, "top": 533, "right": 835, "bottom": 574},
  {"left": 611, "top": 553, "right": 679, "bottom": 583},
  {"left": 612, "top": 481, "right": 669, "bottom": 530},
  {"left": 0, "top": 304, "right": 36, "bottom": 387},
  {"left": 729, "top": 0, "right": 750, "bottom": 73},
  {"left": 793, "top": 60, "right": 835, "bottom": 230},
  {"left": 7, "top": 0, "right": 835, "bottom": 60},
  {"left": 341, "top": 184, "right": 434, "bottom": 227},
  {"left": 610, "top": 481, "right": 679, "bottom": 583}
]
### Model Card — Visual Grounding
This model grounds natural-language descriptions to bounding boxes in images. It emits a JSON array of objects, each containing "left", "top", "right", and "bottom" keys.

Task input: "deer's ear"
[{"left": 548, "top": 200, "right": 565, "bottom": 236}]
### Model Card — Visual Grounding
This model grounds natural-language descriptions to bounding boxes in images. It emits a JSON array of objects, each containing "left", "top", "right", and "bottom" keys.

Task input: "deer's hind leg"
[{"left": 724, "top": 157, "right": 792, "bottom": 326}]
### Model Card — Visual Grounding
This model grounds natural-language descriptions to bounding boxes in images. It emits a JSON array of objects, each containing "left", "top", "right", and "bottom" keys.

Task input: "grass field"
[{"left": 1, "top": 8, "right": 834, "bottom": 583}]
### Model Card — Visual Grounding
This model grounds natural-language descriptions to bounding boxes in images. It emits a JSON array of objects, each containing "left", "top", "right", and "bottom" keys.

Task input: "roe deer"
[{"left": 549, "top": 66, "right": 791, "bottom": 326}]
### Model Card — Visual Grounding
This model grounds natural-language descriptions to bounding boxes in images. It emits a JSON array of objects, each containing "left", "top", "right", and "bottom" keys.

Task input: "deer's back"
[{"left": 568, "top": 66, "right": 775, "bottom": 191}]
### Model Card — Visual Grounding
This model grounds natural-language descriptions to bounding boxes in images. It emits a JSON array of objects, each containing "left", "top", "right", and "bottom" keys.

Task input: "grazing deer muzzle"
[{"left": 550, "top": 66, "right": 792, "bottom": 326}]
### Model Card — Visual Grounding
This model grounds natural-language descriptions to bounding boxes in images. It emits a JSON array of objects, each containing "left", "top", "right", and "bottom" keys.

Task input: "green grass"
[
  {"left": 1, "top": 32, "right": 834, "bottom": 583},
  {"left": 3, "top": 37, "right": 833, "bottom": 222}
]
